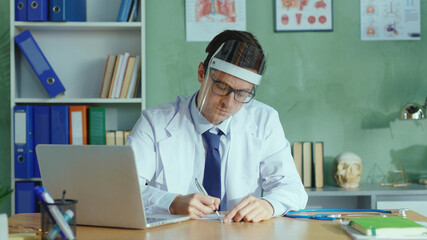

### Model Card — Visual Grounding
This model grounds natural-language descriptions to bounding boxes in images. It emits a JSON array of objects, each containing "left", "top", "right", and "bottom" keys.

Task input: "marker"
[
  {"left": 195, "top": 178, "right": 222, "bottom": 221},
  {"left": 46, "top": 209, "right": 74, "bottom": 240},
  {"left": 34, "top": 186, "right": 75, "bottom": 240}
]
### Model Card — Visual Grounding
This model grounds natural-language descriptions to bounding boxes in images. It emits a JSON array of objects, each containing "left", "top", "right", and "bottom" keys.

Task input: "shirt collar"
[{"left": 190, "top": 92, "right": 231, "bottom": 136}]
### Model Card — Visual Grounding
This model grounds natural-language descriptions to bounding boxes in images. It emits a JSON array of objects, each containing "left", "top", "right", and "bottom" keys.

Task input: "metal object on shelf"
[
  {"left": 399, "top": 98, "right": 426, "bottom": 120},
  {"left": 380, "top": 158, "right": 411, "bottom": 187}
]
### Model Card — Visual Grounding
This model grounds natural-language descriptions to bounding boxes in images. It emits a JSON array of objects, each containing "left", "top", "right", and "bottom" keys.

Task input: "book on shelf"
[
  {"left": 113, "top": 52, "right": 130, "bottom": 98},
  {"left": 127, "top": 55, "right": 140, "bottom": 98},
  {"left": 115, "top": 130, "right": 124, "bottom": 145},
  {"left": 105, "top": 130, "right": 131, "bottom": 145},
  {"left": 127, "top": 0, "right": 138, "bottom": 22},
  {"left": 120, "top": 56, "right": 136, "bottom": 98},
  {"left": 99, "top": 54, "right": 117, "bottom": 98},
  {"left": 108, "top": 54, "right": 122, "bottom": 98},
  {"left": 117, "top": 0, "right": 138, "bottom": 22},
  {"left": 313, "top": 142, "right": 324, "bottom": 188},
  {"left": 124, "top": 130, "right": 131, "bottom": 143},
  {"left": 102, "top": 53, "right": 140, "bottom": 99},
  {"left": 117, "top": 0, "right": 133, "bottom": 22},
  {"left": 348, "top": 216, "right": 427, "bottom": 237},
  {"left": 302, "top": 141, "right": 312, "bottom": 188},
  {"left": 292, "top": 142, "right": 303, "bottom": 181},
  {"left": 106, "top": 131, "right": 116, "bottom": 145}
]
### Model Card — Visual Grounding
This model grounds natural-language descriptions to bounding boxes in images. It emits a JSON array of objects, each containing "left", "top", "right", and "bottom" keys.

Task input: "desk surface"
[{"left": 9, "top": 211, "right": 427, "bottom": 240}]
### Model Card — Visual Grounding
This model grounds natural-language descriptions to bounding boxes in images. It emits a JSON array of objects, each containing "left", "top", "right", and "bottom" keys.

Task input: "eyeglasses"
[{"left": 210, "top": 76, "right": 255, "bottom": 103}]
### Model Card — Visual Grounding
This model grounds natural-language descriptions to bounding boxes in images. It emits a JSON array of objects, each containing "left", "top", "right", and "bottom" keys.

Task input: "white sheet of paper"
[{"left": 197, "top": 213, "right": 226, "bottom": 222}]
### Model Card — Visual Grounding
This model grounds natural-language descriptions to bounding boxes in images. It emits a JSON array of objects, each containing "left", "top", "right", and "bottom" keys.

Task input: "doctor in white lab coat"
[{"left": 126, "top": 30, "right": 307, "bottom": 223}]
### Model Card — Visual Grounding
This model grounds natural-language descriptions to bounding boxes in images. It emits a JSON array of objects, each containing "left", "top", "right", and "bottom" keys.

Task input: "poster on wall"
[
  {"left": 274, "top": 0, "right": 333, "bottom": 32},
  {"left": 360, "top": 0, "right": 421, "bottom": 41},
  {"left": 186, "top": 0, "right": 246, "bottom": 42}
]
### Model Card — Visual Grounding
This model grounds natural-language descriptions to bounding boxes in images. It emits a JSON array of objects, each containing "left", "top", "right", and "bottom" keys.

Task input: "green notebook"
[
  {"left": 88, "top": 107, "right": 106, "bottom": 145},
  {"left": 349, "top": 216, "right": 427, "bottom": 236}
]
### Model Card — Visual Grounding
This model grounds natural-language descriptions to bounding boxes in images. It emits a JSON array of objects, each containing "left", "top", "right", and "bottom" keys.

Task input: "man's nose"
[{"left": 221, "top": 91, "right": 235, "bottom": 106}]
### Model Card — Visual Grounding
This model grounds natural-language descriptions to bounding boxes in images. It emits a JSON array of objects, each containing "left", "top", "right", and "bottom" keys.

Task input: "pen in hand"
[{"left": 194, "top": 178, "right": 222, "bottom": 221}]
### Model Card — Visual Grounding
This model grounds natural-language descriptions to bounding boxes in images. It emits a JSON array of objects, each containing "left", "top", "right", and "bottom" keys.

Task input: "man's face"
[{"left": 197, "top": 63, "right": 254, "bottom": 125}]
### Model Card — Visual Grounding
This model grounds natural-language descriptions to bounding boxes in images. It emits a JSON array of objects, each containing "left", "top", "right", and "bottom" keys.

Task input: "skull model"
[{"left": 334, "top": 152, "right": 362, "bottom": 188}]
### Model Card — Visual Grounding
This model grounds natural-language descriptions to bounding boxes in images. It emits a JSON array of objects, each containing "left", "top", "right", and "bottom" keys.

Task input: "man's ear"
[{"left": 197, "top": 62, "right": 205, "bottom": 83}]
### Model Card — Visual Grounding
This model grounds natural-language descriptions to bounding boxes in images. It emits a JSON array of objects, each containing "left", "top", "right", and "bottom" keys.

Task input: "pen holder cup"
[{"left": 40, "top": 199, "right": 77, "bottom": 240}]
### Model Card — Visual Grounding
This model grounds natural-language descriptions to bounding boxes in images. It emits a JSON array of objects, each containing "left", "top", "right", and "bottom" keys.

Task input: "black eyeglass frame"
[{"left": 209, "top": 76, "right": 256, "bottom": 103}]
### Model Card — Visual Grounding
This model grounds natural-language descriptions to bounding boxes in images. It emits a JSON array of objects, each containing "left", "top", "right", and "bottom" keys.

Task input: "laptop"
[{"left": 36, "top": 144, "right": 190, "bottom": 229}]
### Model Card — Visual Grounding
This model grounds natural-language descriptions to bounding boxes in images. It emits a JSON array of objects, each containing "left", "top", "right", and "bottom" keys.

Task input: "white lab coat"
[{"left": 126, "top": 95, "right": 307, "bottom": 216}]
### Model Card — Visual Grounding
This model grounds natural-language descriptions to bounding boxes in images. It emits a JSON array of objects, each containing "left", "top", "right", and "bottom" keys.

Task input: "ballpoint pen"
[{"left": 195, "top": 178, "right": 222, "bottom": 221}]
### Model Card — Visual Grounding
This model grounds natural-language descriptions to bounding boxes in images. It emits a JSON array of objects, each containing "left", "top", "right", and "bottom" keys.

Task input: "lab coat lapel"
[{"left": 158, "top": 97, "right": 196, "bottom": 194}]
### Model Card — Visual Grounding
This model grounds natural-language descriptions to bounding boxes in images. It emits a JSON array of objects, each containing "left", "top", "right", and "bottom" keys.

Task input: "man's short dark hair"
[{"left": 203, "top": 30, "right": 266, "bottom": 75}]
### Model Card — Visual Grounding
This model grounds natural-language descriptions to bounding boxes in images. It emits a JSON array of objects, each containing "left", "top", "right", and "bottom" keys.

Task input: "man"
[{"left": 126, "top": 30, "right": 307, "bottom": 223}]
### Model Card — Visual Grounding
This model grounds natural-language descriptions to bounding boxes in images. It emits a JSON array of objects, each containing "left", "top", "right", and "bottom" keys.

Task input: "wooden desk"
[{"left": 9, "top": 211, "right": 427, "bottom": 240}]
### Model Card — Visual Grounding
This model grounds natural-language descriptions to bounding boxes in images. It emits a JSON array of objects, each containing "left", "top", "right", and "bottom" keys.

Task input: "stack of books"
[
  {"left": 117, "top": 0, "right": 139, "bottom": 22},
  {"left": 99, "top": 53, "right": 141, "bottom": 99},
  {"left": 106, "top": 130, "right": 131, "bottom": 146},
  {"left": 292, "top": 141, "right": 324, "bottom": 188}
]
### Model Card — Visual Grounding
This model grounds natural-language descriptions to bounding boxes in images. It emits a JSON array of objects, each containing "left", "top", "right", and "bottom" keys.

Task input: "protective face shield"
[{"left": 196, "top": 40, "right": 266, "bottom": 125}]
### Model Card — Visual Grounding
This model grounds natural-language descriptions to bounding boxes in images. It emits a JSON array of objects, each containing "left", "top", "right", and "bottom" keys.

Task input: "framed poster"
[
  {"left": 274, "top": 0, "right": 333, "bottom": 32},
  {"left": 360, "top": 0, "right": 421, "bottom": 41},
  {"left": 186, "top": 0, "right": 246, "bottom": 42}
]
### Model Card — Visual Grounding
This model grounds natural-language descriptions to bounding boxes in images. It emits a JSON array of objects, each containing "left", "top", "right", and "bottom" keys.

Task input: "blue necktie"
[{"left": 202, "top": 131, "right": 222, "bottom": 199}]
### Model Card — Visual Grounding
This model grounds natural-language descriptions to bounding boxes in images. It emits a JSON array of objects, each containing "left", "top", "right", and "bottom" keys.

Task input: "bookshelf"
[
  {"left": 9, "top": 0, "right": 146, "bottom": 214},
  {"left": 306, "top": 184, "right": 427, "bottom": 217}
]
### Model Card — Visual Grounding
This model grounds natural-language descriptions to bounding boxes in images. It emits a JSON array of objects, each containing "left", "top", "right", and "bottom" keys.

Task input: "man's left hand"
[{"left": 223, "top": 196, "right": 274, "bottom": 223}]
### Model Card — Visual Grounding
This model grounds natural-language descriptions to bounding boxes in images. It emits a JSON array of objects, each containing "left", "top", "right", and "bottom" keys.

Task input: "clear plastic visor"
[{"left": 196, "top": 40, "right": 265, "bottom": 125}]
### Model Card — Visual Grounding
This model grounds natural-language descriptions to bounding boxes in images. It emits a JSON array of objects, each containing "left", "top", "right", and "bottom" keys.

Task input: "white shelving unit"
[
  {"left": 306, "top": 184, "right": 427, "bottom": 216},
  {"left": 9, "top": 0, "right": 146, "bottom": 213}
]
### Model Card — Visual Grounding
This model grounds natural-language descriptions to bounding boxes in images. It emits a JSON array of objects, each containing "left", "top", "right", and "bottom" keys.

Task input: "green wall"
[
  {"left": 1, "top": 0, "right": 427, "bottom": 215},
  {"left": 145, "top": 0, "right": 427, "bottom": 186}
]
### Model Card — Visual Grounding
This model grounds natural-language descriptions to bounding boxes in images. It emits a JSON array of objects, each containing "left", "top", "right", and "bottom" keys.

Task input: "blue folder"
[
  {"left": 15, "top": 0, "right": 28, "bottom": 21},
  {"left": 14, "top": 30, "right": 66, "bottom": 98},
  {"left": 28, "top": 0, "right": 48, "bottom": 21},
  {"left": 15, "top": 182, "right": 37, "bottom": 213},
  {"left": 33, "top": 106, "right": 50, "bottom": 178},
  {"left": 117, "top": 0, "right": 132, "bottom": 22},
  {"left": 48, "top": 0, "right": 87, "bottom": 22},
  {"left": 14, "top": 105, "right": 34, "bottom": 179},
  {"left": 50, "top": 105, "right": 69, "bottom": 144}
]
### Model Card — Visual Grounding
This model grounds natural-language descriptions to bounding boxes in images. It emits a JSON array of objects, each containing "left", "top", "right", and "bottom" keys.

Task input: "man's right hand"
[{"left": 169, "top": 193, "right": 220, "bottom": 219}]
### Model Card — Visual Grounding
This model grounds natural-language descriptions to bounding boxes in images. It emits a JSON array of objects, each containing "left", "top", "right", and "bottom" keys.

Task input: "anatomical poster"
[
  {"left": 186, "top": 0, "right": 246, "bottom": 42},
  {"left": 274, "top": 0, "right": 333, "bottom": 32},
  {"left": 361, "top": 0, "right": 421, "bottom": 41}
]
